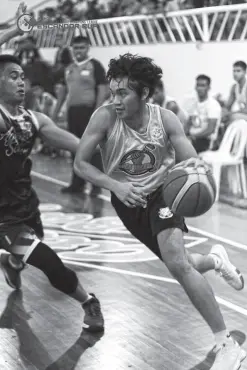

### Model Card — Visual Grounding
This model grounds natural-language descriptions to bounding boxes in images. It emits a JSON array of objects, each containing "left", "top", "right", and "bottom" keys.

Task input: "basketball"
[{"left": 162, "top": 162, "right": 216, "bottom": 217}]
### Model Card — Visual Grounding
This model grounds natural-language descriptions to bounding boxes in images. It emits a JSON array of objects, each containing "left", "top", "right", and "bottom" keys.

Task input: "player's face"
[
  {"left": 233, "top": 66, "right": 245, "bottom": 82},
  {"left": 0, "top": 63, "right": 25, "bottom": 104},
  {"left": 152, "top": 87, "right": 165, "bottom": 106},
  {"left": 196, "top": 79, "right": 209, "bottom": 99},
  {"left": 110, "top": 77, "right": 143, "bottom": 119},
  {"left": 72, "top": 42, "right": 89, "bottom": 62}
]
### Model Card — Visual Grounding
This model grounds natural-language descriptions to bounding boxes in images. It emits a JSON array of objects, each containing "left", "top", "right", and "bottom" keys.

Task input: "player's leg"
[
  {"left": 0, "top": 224, "right": 104, "bottom": 332},
  {"left": 186, "top": 246, "right": 244, "bottom": 290},
  {"left": 157, "top": 228, "right": 246, "bottom": 369},
  {"left": 1, "top": 213, "right": 45, "bottom": 289}
]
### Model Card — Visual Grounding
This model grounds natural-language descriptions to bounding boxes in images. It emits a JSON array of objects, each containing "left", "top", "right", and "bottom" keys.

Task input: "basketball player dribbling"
[
  {"left": 74, "top": 53, "right": 246, "bottom": 369},
  {"left": 0, "top": 54, "right": 104, "bottom": 333}
]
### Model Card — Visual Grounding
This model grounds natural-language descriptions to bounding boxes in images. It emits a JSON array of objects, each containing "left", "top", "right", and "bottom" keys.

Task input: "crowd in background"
[
  {"left": 15, "top": 32, "right": 247, "bottom": 160},
  {"left": 25, "top": 0, "right": 247, "bottom": 24}
]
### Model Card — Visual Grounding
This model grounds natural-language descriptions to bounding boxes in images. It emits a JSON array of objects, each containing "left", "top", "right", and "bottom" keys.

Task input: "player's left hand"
[{"left": 173, "top": 158, "right": 211, "bottom": 172}]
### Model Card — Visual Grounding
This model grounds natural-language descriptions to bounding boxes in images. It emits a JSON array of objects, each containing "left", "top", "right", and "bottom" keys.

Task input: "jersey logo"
[
  {"left": 158, "top": 207, "right": 173, "bottom": 219},
  {"left": 150, "top": 122, "right": 163, "bottom": 140},
  {"left": 119, "top": 144, "right": 156, "bottom": 175}
]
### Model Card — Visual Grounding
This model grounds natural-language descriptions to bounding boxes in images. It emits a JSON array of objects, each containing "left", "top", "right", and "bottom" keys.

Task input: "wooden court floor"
[{"left": 0, "top": 155, "right": 247, "bottom": 370}]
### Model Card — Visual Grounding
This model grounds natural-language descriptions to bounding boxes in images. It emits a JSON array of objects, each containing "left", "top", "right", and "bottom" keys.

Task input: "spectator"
[
  {"left": 221, "top": 61, "right": 247, "bottom": 124},
  {"left": 151, "top": 80, "right": 188, "bottom": 126},
  {"left": 182, "top": 75, "right": 222, "bottom": 152},
  {"left": 53, "top": 35, "right": 107, "bottom": 195}
]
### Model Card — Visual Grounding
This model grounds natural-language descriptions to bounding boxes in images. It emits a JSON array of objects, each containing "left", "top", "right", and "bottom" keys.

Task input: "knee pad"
[{"left": 25, "top": 242, "right": 78, "bottom": 294}]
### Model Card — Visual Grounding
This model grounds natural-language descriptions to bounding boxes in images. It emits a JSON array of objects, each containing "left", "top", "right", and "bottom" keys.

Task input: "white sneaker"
[
  {"left": 211, "top": 335, "right": 246, "bottom": 370},
  {"left": 210, "top": 245, "right": 244, "bottom": 291}
]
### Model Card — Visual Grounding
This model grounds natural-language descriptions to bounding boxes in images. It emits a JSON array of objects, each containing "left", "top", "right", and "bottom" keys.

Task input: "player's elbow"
[{"left": 73, "top": 155, "right": 87, "bottom": 178}]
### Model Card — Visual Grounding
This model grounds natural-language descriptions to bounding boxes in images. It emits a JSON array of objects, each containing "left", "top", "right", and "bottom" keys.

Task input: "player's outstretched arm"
[
  {"left": 0, "top": 2, "right": 26, "bottom": 47},
  {"left": 34, "top": 111, "right": 79, "bottom": 153},
  {"left": 74, "top": 107, "right": 119, "bottom": 192},
  {"left": 161, "top": 108, "right": 198, "bottom": 162}
]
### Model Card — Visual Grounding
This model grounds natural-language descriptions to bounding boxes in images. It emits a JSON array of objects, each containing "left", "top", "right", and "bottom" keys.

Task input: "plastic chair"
[{"left": 199, "top": 119, "right": 247, "bottom": 201}]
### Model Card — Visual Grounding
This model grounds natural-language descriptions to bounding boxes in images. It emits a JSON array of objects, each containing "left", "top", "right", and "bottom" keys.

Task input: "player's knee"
[{"left": 166, "top": 259, "right": 192, "bottom": 280}]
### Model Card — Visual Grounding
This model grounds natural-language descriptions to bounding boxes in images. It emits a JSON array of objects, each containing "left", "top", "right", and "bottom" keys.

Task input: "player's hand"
[
  {"left": 173, "top": 158, "right": 211, "bottom": 172},
  {"left": 16, "top": 2, "right": 27, "bottom": 19},
  {"left": 113, "top": 182, "right": 147, "bottom": 208},
  {"left": 15, "top": 2, "right": 27, "bottom": 35}
]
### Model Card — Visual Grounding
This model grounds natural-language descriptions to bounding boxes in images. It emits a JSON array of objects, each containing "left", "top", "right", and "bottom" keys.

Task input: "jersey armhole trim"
[
  {"left": 157, "top": 105, "right": 169, "bottom": 141},
  {"left": 28, "top": 110, "right": 40, "bottom": 131}
]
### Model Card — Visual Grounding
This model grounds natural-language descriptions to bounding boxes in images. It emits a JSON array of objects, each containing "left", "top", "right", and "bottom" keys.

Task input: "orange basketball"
[{"left": 162, "top": 163, "right": 216, "bottom": 217}]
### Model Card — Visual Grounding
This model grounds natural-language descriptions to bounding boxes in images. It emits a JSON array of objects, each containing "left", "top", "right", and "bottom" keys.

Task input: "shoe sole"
[
  {"left": 234, "top": 349, "right": 246, "bottom": 370},
  {"left": 212, "top": 245, "right": 244, "bottom": 290}
]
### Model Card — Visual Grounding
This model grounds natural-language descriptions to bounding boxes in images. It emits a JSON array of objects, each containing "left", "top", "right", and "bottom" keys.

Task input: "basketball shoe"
[
  {"left": 82, "top": 293, "right": 104, "bottom": 333},
  {"left": 211, "top": 335, "right": 246, "bottom": 370},
  {"left": 210, "top": 245, "right": 244, "bottom": 290},
  {"left": 0, "top": 253, "right": 25, "bottom": 290}
]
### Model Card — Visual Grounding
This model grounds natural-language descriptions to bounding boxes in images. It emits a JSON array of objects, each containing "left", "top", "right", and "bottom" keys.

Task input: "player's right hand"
[{"left": 113, "top": 182, "right": 147, "bottom": 208}]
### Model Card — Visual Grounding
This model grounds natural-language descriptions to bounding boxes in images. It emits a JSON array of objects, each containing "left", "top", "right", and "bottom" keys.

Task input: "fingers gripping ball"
[{"left": 162, "top": 163, "right": 216, "bottom": 217}]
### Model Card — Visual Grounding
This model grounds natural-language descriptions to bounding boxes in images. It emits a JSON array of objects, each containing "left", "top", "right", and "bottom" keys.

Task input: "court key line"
[
  {"left": 32, "top": 170, "right": 247, "bottom": 252},
  {"left": 64, "top": 260, "right": 247, "bottom": 318}
]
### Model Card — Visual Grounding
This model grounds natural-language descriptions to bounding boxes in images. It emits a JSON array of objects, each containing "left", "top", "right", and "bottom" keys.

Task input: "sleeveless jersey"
[
  {"left": 232, "top": 80, "right": 247, "bottom": 112},
  {"left": 0, "top": 105, "right": 40, "bottom": 225},
  {"left": 100, "top": 104, "right": 175, "bottom": 194}
]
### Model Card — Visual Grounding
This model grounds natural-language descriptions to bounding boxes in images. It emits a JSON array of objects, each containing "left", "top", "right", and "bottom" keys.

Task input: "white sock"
[
  {"left": 214, "top": 330, "right": 231, "bottom": 347},
  {"left": 209, "top": 253, "right": 222, "bottom": 270}
]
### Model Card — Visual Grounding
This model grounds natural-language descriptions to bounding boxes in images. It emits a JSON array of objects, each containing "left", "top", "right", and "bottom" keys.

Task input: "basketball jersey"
[
  {"left": 232, "top": 80, "right": 247, "bottom": 112},
  {"left": 0, "top": 105, "right": 40, "bottom": 225},
  {"left": 100, "top": 104, "right": 175, "bottom": 194}
]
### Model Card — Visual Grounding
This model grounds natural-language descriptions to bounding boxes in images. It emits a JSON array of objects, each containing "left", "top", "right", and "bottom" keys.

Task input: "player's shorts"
[
  {"left": 111, "top": 186, "right": 188, "bottom": 259},
  {"left": 0, "top": 212, "right": 44, "bottom": 257}
]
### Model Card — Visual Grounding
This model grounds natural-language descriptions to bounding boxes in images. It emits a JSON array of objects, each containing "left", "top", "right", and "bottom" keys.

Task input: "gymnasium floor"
[{"left": 1, "top": 154, "right": 247, "bottom": 370}]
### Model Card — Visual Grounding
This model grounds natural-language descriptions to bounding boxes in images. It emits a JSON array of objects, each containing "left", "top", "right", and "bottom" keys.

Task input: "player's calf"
[{"left": 24, "top": 241, "right": 104, "bottom": 332}]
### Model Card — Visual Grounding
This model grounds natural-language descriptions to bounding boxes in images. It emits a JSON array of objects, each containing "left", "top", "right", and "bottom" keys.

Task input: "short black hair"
[
  {"left": 233, "top": 61, "right": 247, "bottom": 71},
  {"left": 196, "top": 74, "right": 211, "bottom": 86},
  {"left": 71, "top": 35, "right": 90, "bottom": 45},
  {"left": 107, "top": 53, "right": 162, "bottom": 98},
  {"left": 31, "top": 81, "right": 43, "bottom": 88},
  {"left": 0, "top": 54, "right": 22, "bottom": 68}
]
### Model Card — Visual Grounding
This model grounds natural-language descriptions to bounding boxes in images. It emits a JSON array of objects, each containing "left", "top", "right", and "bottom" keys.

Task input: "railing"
[{"left": 3, "top": 3, "right": 247, "bottom": 49}]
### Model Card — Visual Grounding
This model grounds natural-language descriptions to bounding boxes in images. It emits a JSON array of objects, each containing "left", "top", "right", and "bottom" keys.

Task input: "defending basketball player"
[
  {"left": 0, "top": 54, "right": 104, "bottom": 333},
  {"left": 74, "top": 53, "right": 245, "bottom": 369}
]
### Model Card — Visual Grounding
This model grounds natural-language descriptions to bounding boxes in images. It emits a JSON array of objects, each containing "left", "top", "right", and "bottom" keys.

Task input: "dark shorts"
[
  {"left": 0, "top": 213, "right": 44, "bottom": 255},
  {"left": 191, "top": 137, "right": 210, "bottom": 153},
  {"left": 111, "top": 187, "right": 188, "bottom": 259}
]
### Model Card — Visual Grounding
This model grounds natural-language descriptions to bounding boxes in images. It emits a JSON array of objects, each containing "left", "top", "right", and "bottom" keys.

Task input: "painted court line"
[
  {"left": 64, "top": 260, "right": 247, "bottom": 318},
  {"left": 33, "top": 171, "right": 247, "bottom": 252},
  {"left": 32, "top": 171, "right": 110, "bottom": 202}
]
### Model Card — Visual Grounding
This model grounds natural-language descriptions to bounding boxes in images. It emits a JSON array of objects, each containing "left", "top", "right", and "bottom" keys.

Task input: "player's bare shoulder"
[
  {"left": 159, "top": 106, "right": 183, "bottom": 134},
  {"left": 92, "top": 103, "right": 116, "bottom": 134}
]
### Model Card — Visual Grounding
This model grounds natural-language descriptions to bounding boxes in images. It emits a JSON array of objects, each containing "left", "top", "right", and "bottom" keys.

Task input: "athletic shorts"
[
  {"left": 0, "top": 213, "right": 44, "bottom": 256},
  {"left": 111, "top": 186, "right": 188, "bottom": 259}
]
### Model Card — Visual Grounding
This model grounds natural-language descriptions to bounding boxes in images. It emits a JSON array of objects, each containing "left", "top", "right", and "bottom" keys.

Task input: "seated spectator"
[
  {"left": 182, "top": 74, "right": 222, "bottom": 153},
  {"left": 151, "top": 80, "right": 188, "bottom": 126},
  {"left": 221, "top": 61, "right": 247, "bottom": 124}
]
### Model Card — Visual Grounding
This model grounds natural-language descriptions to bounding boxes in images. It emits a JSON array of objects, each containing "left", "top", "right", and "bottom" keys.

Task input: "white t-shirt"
[{"left": 182, "top": 95, "right": 221, "bottom": 138}]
